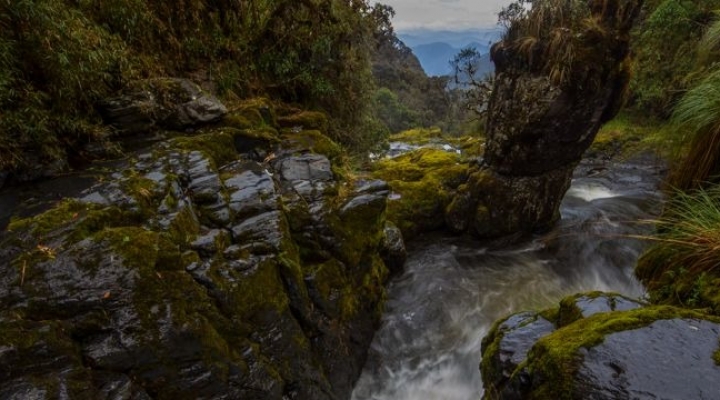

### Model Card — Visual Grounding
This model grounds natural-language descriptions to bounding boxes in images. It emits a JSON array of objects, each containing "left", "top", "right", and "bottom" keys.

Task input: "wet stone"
[
  {"left": 187, "top": 154, "right": 222, "bottom": 204},
  {"left": 225, "top": 169, "right": 278, "bottom": 219},
  {"left": 355, "top": 179, "right": 390, "bottom": 194},
  {"left": 495, "top": 312, "right": 555, "bottom": 381},
  {"left": 576, "top": 318, "right": 720, "bottom": 399},
  {"left": 380, "top": 221, "right": 406, "bottom": 275},
  {"left": 231, "top": 211, "right": 284, "bottom": 251},
  {"left": 190, "top": 229, "right": 227, "bottom": 256},
  {"left": 575, "top": 294, "right": 643, "bottom": 318},
  {"left": 274, "top": 154, "right": 333, "bottom": 182},
  {"left": 340, "top": 193, "right": 388, "bottom": 217}
]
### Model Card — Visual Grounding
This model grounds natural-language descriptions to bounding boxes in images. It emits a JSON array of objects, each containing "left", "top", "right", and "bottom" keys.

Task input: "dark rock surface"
[
  {"left": 0, "top": 113, "right": 403, "bottom": 399},
  {"left": 449, "top": 0, "right": 643, "bottom": 238},
  {"left": 98, "top": 78, "right": 227, "bottom": 135},
  {"left": 576, "top": 318, "right": 720, "bottom": 399},
  {"left": 481, "top": 292, "right": 644, "bottom": 396},
  {"left": 481, "top": 293, "right": 720, "bottom": 400}
]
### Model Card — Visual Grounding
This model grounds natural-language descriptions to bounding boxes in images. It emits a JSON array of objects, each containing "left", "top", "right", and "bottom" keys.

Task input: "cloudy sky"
[{"left": 381, "top": 0, "right": 514, "bottom": 31}]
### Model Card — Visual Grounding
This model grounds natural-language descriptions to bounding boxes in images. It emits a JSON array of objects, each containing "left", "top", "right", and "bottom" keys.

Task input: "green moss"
[
  {"left": 714, "top": 345, "right": 720, "bottom": 366},
  {"left": 590, "top": 112, "right": 667, "bottom": 159},
  {"left": 277, "top": 111, "right": 329, "bottom": 131},
  {"left": 229, "top": 258, "right": 290, "bottom": 320},
  {"left": 7, "top": 199, "right": 93, "bottom": 239},
  {"left": 389, "top": 127, "right": 443, "bottom": 145},
  {"left": 480, "top": 314, "right": 514, "bottom": 390},
  {"left": 7, "top": 199, "right": 136, "bottom": 247},
  {"left": 222, "top": 114, "right": 253, "bottom": 130},
  {"left": 172, "top": 129, "right": 239, "bottom": 168},
  {"left": 281, "top": 129, "right": 342, "bottom": 160},
  {"left": 234, "top": 98, "right": 277, "bottom": 127},
  {"left": 336, "top": 254, "right": 388, "bottom": 321},
  {"left": 167, "top": 206, "right": 200, "bottom": 246},
  {"left": 92, "top": 226, "right": 243, "bottom": 374},
  {"left": 520, "top": 306, "right": 719, "bottom": 399},
  {"left": 371, "top": 148, "right": 468, "bottom": 238},
  {"left": 0, "top": 318, "right": 96, "bottom": 398}
]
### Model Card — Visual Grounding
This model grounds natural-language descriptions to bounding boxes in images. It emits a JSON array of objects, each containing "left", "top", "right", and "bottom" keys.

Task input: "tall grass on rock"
[
  {"left": 497, "top": 0, "right": 641, "bottom": 88},
  {"left": 637, "top": 185, "right": 720, "bottom": 312}
]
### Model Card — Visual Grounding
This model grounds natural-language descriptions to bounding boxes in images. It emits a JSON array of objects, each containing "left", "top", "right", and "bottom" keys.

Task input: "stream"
[{"left": 351, "top": 154, "right": 666, "bottom": 400}]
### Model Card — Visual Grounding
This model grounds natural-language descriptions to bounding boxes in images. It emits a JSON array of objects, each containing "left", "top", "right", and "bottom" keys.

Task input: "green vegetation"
[
  {"left": 0, "top": 0, "right": 397, "bottom": 177},
  {"left": 637, "top": 186, "right": 720, "bottom": 313},
  {"left": 630, "top": 1, "right": 720, "bottom": 318},
  {"left": 587, "top": 112, "right": 667, "bottom": 159},
  {"left": 630, "top": 0, "right": 720, "bottom": 118}
]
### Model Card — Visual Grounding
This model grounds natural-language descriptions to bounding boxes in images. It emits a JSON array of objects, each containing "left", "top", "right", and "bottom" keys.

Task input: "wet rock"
[
  {"left": 231, "top": 211, "right": 284, "bottom": 253},
  {"left": 275, "top": 153, "right": 333, "bottom": 182},
  {"left": 481, "top": 293, "right": 719, "bottom": 400},
  {"left": 481, "top": 311, "right": 556, "bottom": 394},
  {"left": 575, "top": 318, "right": 720, "bottom": 399},
  {"left": 449, "top": 165, "right": 574, "bottom": 238},
  {"left": 187, "top": 151, "right": 222, "bottom": 204},
  {"left": 380, "top": 221, "right": 406, "bottom": 275},
  {"left": 574, "top": 293, "right": 643, "bottom": 317},
  {"left": 225, "top": 167, "right": 278, "bottom": 219},
  {"left": 0, "top": 113, "right": 390, "bottom": 400},
  {"left": 190, "top": 229, "right": 228, "bottom": 256},
  {"left": 98, "top": 78, "right": 227, "bottom": 135}
]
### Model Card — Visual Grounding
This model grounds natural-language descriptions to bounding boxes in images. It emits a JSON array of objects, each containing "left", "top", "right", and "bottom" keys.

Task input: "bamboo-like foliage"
[{"left": 0, "top": 0, "right": 388, "bottom": 173}]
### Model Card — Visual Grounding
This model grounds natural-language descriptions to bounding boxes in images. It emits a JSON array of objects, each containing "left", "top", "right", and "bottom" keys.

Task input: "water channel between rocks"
[{"left": 351, "top": 155, "right": 666, "bottom": 400}]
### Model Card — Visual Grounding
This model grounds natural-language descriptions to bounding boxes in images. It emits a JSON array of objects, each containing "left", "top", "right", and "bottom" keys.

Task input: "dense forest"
[{"left": 0, "top": 0, "right": 466, "bottom": 184}]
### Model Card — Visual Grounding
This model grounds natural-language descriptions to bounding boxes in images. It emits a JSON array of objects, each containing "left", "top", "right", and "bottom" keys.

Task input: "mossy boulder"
[
  {"left": 371, "top": 147, "right": 468, "bottom": 238},
  {"left": 447, "top": 165, "right": 574, "bottom": 238},
  {"left": 0, "top": 102, "right": 400, "bottom": 399},
  {"left": 481, "top": 293, "right": 720, "bottom": 400}
]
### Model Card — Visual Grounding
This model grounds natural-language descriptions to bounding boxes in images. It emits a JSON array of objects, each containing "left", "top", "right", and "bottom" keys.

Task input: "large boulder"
[
  {"left": 0, "top": 110, "right": 403, "bottom": 399},
  {"left": 98, "top": 78, "right": 228, "bottom": 135},
  {"left": 449, "top": 0, "right": 643, "bottom": 238},
  {"left": 481, "top": 293, "right": 720, "bottom": 400}
]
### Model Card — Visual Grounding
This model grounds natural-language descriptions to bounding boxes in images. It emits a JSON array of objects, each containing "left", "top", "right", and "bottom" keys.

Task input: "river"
[{"left": 351, "top": 154, "right": 665, "bottom": 400}]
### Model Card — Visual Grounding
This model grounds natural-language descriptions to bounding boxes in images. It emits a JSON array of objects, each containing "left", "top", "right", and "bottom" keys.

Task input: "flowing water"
[{"left": 351, "top": 155, "right": 665, "bottom": 400}]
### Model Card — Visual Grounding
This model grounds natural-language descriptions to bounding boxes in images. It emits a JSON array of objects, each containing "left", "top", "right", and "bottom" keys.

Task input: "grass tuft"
[{"left": 637, "top": 185, "right": 720, "bottom": 312}]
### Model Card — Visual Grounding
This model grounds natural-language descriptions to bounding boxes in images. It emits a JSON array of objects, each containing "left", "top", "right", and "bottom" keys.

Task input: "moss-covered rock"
[
  {"left": 481, "top": 293, "right": 720, "bottom": 400},
  {"left": 277, "top": 111, "right": 329, "bottom": 132},
  {"left": 371, "top": 147, "right": 468, "bottom": 238},
  {"left": 0, "top": 101, "right": 397, "bottom": 399}
]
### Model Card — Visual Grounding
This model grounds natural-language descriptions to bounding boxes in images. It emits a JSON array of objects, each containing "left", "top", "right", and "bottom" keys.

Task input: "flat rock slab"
[{"left": 577, "top": 318, "right": 720, "bottom": 399}]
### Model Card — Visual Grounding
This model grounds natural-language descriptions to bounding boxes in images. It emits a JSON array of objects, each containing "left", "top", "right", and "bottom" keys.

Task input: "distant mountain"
[
  {"left": 412, "top": 42, "right": 457, "bottom": 76},
  {"left": 410, "top": 42, "right": 495, "bottom": 77},
  {"left": 398, "top": 28, "right": 503, "bottom": 77},
  {"left": 398, "top": 28, "right": 503, "bottom": 49}
]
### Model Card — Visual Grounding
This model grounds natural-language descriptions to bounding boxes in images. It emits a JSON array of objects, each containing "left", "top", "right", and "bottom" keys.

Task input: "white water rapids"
[{"left": 351, "top": 156, "right": 665, "bottom": 400}]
